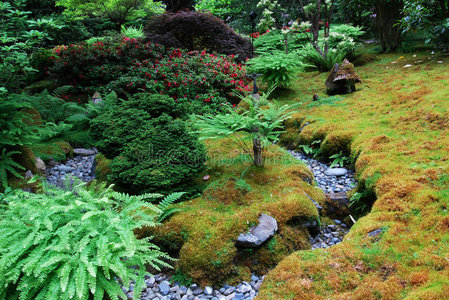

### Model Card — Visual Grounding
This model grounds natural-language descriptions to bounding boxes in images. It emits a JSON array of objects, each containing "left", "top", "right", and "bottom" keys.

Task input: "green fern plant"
[
  {"left": 0, "top": 180, "right": 171, "bottom": 300},
  {"left": 157, "top": 192, "right": 185, "bottom": 222},
  {"left": 51, "top": 85, "right": 73, "bottom": 99},
  {"left": 246, "top": 53, "right": 310, "bottom": 87},
  {"left": 0, "top": 149, "right": 25, "bottom": 188},
  {"left": 121, "top": 25, "right": 145, "bottom": 39},
  {"left": 296, "top": 44, "right": 345, "bottom": 72}
]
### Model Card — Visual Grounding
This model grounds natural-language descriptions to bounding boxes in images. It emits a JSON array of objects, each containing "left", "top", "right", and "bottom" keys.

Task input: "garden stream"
[{"left": 44, "top": 149, "right": 356, "bottom": 300}]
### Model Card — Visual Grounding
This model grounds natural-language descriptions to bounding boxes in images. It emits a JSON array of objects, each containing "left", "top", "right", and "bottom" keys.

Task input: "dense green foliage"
[
  {"left": 192, "top": 90, "right": 300, "bottom": 165},
  {"left": 0, "top": 180, "right": 170, "bottom": 300},
  {"left": 246, "top": 53, "right": 309, "bottom": 87},
  {"left": 56, "top": 0, "right": 163, "bottom": 28},
  {"left": 0, "top": 0, "right": 63, "bottom": 92},
  {"left": 401, "top": 0, "right": 449, "bottom": 48},
  {"left": 90, "top": 93, "right": 206, "bottom": 194}
]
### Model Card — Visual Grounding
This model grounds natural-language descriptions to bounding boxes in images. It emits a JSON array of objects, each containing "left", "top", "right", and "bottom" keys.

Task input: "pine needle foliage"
[{"left": 0, "top": 180, "right": 172, "bottom": 300}]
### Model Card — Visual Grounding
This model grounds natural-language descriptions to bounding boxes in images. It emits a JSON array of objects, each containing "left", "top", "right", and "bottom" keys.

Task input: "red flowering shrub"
[{"left": 46, "top": 38, "right": 251, "bottom": 113}]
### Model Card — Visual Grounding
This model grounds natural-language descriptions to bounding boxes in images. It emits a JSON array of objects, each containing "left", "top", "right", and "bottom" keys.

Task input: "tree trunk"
[
  {"left": 253, "top": 138, "right": 263, "bottom": 167},
  {"left": 375, "top": 0, "right": 404, "bottom": 52}
]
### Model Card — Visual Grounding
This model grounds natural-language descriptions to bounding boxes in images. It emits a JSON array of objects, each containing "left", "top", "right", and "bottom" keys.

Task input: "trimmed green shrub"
[
  {"left": 90, "top": 93, "right": 206, "bottom": 195},
  {"left": 0, "top": 181, "right": 170, "bottom": 300}
]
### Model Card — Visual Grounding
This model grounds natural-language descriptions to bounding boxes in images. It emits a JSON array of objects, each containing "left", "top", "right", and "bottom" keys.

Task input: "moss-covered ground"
[
  {"left": 258, "top": 51, "right": 449, "bottom": 299},
  {"left": 135, "top": 138, "right": 325, "bottom": 286}
]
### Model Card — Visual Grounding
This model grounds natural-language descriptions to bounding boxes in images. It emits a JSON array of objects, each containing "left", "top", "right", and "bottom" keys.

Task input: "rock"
[
  {"left": 204, "top": 286, "right": 213, "bottom": 295},
  {"left": 25, "top": 170, "right": 34, "bottom": 179},
  {"left": 368, "top": 228, "right": 383, "bottom": 237},
  {"left": 324, "top": 168, "right": 348, "bottom": 177},
  {"left": 56, "top": 165, "right": 74, "bottom": 172},
  {"left": 73, "top": 148, "right": 96, "bottom": 156},
  {"left": 323, "top": 192, "right": 350, "bottom": 219},
  {"left": 325, "top": 59, "right": 361, "bottom": 95},
  {"left": 159, "top": 281, "right": 171, "bottom": 295},
  {"left": 235, "top": 213, "right": 278, "bottom": 248},
  {"left": 35, "top": 157, "right": 46, "bottom": 173}
]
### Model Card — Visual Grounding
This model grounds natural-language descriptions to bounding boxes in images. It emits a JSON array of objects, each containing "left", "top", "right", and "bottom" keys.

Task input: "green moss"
[
  {"left": 257, "top": 52, "right": 449, "bottom": 299},
  {"left": 29, "top": 141, "right": 72, "bottom": 162},
  {"left": 94, "top": 153, "right": 111, "bottom": 182}
]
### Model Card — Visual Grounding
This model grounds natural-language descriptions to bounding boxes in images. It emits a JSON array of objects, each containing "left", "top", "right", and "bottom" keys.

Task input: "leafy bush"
[
  {"left": 121, "top": 24, "right": 145, "bottom": 39},
  {"left": 0, "top": 1, "right": 63, "bottom": 92},
  {"left": 254, "top": 30, "right": 309, "bottom": 55},
  {"left": 296, "top": 44, "right": 346, "bottom": 73},
  {"left": 45, "top": 39, "right": 251, "bottom": 112},
  {"left": 0, "top": 180, "right": 170, "bottom": 300},
  {"left": 90, "top": 93, "right": 206, "bottom": 195},
  {"left": 246, "top": 53, "right": 309, "bottom": 87},
  {"left": 144, "top": 11, "right": 251, "bottom": 61}
]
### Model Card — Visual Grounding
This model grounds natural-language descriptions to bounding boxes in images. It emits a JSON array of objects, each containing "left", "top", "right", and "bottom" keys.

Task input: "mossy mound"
[
  {"left": 136, "top": 138, "right": 324, "bottom": 286},
  {"left": 30, "top": 141, "right": 73, "bottom": 162},
  {"left": 258, "top": 53, "right": 449, "bottom": 298},
  {"left": 94, "top": 153, "right": 111, "bottom": 182}
]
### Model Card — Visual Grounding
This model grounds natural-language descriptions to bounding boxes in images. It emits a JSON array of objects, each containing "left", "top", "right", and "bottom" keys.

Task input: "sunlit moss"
[{"left": 258, "top": 52, "right": 449, "bottom": 298}]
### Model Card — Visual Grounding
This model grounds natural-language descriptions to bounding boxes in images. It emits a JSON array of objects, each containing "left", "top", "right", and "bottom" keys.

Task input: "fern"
[
  {"left": 157, "top": 192, "right": 185, "bottom": 222},
  {"left": 51, "top": 85, "right": 73, "bottom": 99},
  {"left": 0, "top": 149, "right": 25, "bottom": 188},
  {"left": 296, "top": 44, "right": 346, "bottom": 72},
  {"left": 246, "top": 52, "right": 311, "bottom": 87},
  {"left": 0, "top": 180, "right": 172, "bottom": 300}
]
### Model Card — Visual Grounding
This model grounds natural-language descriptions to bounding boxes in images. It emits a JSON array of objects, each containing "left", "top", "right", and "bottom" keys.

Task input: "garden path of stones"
[{"left": 44, "top": 149, "right": 356, "bottom": 299}]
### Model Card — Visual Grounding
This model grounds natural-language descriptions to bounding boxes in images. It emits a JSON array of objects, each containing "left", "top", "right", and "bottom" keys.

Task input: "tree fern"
[
  {"left": 0, "top": 180, "right": 172, "bottom": 300},
  {"left": 191, "top": 91, "right": 302, "bottom": 165}
]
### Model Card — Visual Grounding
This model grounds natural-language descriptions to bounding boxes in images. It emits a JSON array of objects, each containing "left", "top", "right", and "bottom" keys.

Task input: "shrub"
[
  {"left": 90, "top": 93, "right": 206, "bottom": 195},
  {"left": 296, "top": 44, "right": 346, "bottom": 73},
  {"left": 121, "top": 24, "right": 145, "bottom": 39},
  {"left": 246, "top": 53, "right": 309, "bottom": 87},
  {"left": 144, "top": 11, "right": 251, "bottom": 61},
  {"left": 0, "top": 181, "right": 170, "bottom": 300},
  {"left": 46, "top": 39, "right": 251, "bottom": 112},
  {"left": 254, "top": 30, "right": 309, "bottom": 55}
]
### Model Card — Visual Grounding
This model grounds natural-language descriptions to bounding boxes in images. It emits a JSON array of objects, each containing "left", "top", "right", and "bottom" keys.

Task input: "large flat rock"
[{"left": 236, "top": 213, "right": 278, "bottom": 248}]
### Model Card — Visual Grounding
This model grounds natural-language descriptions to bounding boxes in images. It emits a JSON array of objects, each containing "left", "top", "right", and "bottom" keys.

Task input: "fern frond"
[{"left": 51, "top": 85, "right": 73, "bottom": 98}]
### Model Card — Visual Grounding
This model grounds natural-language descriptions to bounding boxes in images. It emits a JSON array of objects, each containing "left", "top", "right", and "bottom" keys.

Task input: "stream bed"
[{"left": 43, "top": 149, "right": 357, "bottom": 300}]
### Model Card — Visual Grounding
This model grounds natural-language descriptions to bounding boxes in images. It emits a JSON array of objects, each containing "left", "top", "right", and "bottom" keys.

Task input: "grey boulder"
[
  {"left": 73, "top": 148, "right": 96, "bottom": 156},
  {"left": 324, "top": 168, "right": 348, "bottom": 177},
  {"left": 236, "top": 213, "right": 278, "bottom": 248}
]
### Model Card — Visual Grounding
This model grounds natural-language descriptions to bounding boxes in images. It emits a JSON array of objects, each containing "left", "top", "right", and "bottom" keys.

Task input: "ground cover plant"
[
  {"left": 0, "top": 180, "right": 170, "bottom": 300},
  {"left": 257, "top": 51, "right": 449, "bottom": 299}
]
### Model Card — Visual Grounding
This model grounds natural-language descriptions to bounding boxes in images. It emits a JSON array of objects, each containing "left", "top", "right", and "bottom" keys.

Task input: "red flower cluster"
[{"left": 46, "top": 38, "right": 251, "bottom": 111}]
